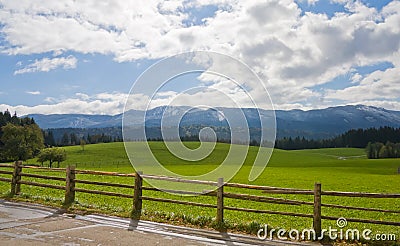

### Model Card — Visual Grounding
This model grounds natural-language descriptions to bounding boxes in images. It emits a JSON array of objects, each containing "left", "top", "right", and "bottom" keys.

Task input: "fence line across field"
[{"left": 0, "top": 161, "right": 399, "bottom": 239}]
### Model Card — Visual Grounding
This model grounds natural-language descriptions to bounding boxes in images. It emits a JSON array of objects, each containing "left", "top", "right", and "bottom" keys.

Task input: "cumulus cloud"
[
  {"left": 325, "top": 66, "right": 400, "bottom": 101},
  {"left": 0, "top": 92, "right": 131, "bottom": 116},
  {"left": 14, "top": 55, "right": 77, "bottom": 75},
  {"left": 0, "top": 0, "right": 399, "bottom": 111},
  {"left": 0, "top": 87, "right": 269, "bottom": 116}
]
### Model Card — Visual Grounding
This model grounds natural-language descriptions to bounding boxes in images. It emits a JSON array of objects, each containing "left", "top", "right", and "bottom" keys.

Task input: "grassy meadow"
[{"left": 0, "top": 142, "right": 399, "bottom": 240}]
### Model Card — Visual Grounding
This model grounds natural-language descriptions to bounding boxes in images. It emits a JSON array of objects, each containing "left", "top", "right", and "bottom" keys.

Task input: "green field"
[{"left": 1, "top": 142, "right": 399, "bottom": 241}]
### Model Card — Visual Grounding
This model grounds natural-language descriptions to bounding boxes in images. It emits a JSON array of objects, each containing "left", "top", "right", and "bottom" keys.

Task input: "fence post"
[
  {"left": 64, "top": 165, "right": 76, "bottom": 205},
  {"left": 10, "top": 161, "right": 22, "bottom": 196},
  {"left": 132, "top": 171, "right": 143, "bottom": 219},
  {"left": 313, "top": 182, "right": 322, "bottom": 239},
  {"left": 216, "top": 177, "right": 224, "bottom": 225},
  {"left": 15, "top": 161, "right": 22, "bottom": 194}
]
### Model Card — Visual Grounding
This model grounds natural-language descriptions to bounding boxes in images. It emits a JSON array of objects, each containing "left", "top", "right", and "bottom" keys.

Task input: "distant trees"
[
  {"left": 42, "top": 129, "right": 120, "bottom": 147},
  {"left": 37, "top": 147, "right": 67, "bottom": 168},
  {"left": 0, "top": 110, "right": 44, "bottom": 161},
  {"left": 275, "top": 136, "right": 324, "bottom": 150},
  {"left": 61, "top": 133, "right": 70, "bottom": 146},
  {"left": 70, "top": 133, "right": 78, "bottom": 145},
  {"left": 43, "top": 130, "right": 56, "bottom": 147},
  {"left": 86, "top": 133, "right": 113, "bottom": 144},
  {"left": 366, "top": 142, "right": 400, "bottom": 159},
  {"left": 275, "top": 126, "right": 400, "bottom": 150},
  {"left": 80, "top": 139, "right": 86, "bottom": 151},
  {"left": 274, "top": 126, "right": 400, "bottom": 159}
]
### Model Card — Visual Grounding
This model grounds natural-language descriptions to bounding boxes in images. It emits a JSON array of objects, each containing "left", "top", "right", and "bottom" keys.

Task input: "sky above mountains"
[{"left": 0, "top": 0, "right": 399, "bottom": 115}]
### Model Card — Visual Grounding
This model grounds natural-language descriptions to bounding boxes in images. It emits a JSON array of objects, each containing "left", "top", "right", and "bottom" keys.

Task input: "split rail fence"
[{"left": 0, "top": 161, "right": 399, "bottom": 238}]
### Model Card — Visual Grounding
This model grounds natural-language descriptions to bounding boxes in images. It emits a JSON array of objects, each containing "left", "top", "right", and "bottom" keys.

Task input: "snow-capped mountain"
[
  {"left": 275, "top": 105, "right": 400, "bottom": 138},
  {"left": 27, "top": 105, "right": 400, "bottom": 139}
]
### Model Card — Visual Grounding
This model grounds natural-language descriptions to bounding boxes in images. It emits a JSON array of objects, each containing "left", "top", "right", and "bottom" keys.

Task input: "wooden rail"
[
  {"left": 322, "top": 203, "right": 400, "bottom": 213},
  {"left": 22, "top": 165, "right": 66, "bottom": 172},
  {"left": 322, "top": 215, "right": 400, "bottom": 226},
  {"left": 0, "top": 164, "right": 14, "bottom": 168},
  {"left": 0, "top": 161, "right": 399, "bottom": 240},
  {"left": 73, "top": 169, "right": 136, "bottom": 177},
  {"left": 141, "top": 196, "right": 218, "bottom": 208},
  {"left": 20, "top": 172, "right": 66, "bottom": 181},
  {"left": 141, "top": 174, "right": 218, "bottom": 186},
  {"left": 143, "top": 187, "right": 216, "bottom": 196},
  {"left": 223, "top": 192, "right": 313, "bottom": 206},
  {"left": 18, "top": 180, "right": 65, "bottom": 190},
  {"left": 73, "top": 187, "right": 134, "bottom": 198},
  {"left": 0, "top": 177, "right": 12, "bottom": 182},
  {"left": 0, "top": 170, "right": 14, "bottom": 175},
  {"left": 225, "top": 182, "right": 313, "bottom": 192},
  {"left": 224, "top": 206, "right": 314, "bottom": 218},
  {"left": 74, "top": 179, "right": 135, "bottom": 189},
  {"left": 321, "top": 191, "right": 400, "bottom": 198}
]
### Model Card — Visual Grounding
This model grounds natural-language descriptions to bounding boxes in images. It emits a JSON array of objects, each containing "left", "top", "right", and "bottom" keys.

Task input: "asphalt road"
[{"left": 0, "top": 199, "right": 313, "bottom": 246}]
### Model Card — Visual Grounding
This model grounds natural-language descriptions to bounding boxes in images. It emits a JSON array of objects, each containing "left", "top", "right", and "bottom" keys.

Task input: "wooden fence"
[{"left": 0, "top": 161, "right": 399, "bottom": 238}]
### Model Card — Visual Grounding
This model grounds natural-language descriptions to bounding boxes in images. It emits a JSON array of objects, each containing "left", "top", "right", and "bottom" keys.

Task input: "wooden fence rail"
[
  {"left": 321, "top": 191, "right": 400, "bottom": 198},
  {"left": 0, "top": 161, "right": 399, "bottom": 239}
]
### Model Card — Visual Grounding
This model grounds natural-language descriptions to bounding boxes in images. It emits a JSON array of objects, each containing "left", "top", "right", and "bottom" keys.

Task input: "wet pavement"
[{"left": 0, "top": 199, "right": 312, "bottom": 246}]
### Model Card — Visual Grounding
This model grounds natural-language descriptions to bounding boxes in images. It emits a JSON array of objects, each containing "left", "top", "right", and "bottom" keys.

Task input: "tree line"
[
  {"left": 275, "top": 126, "right": 400, "bottom": 150},
  {"left": 145, "top": 126, "right": 400, "bottom": 156},
  {"left": 43, "top": 130, "right": 122, "bottom": 147},
  {"left": 48, "top": 125, "right": 400, "bottom": 154},
  {"left": 366, "top": 142, "right": 400, "bottom": 159}
]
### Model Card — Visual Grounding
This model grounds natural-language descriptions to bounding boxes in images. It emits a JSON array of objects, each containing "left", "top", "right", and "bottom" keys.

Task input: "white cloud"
[
  {"left": 2, "top": 86, "right": 400, "bottom": 117},
  {"left": 52, "top": 49, "right": 64, "bottom": 57},
  {"left": 350, "top": 73, "right": 362, "bottom": 83},
  {"left": 14, "top": 55, "right": 77, "bottom": 75},
  {"left": 44, "top": 97, "right": 55, "bottom": 103},
  {"left": 26, "top": 91, "right": 41, "bottom": 95},
  {"left": 0, "top": 0, "right": 399, "bottom": 111},
  {"left": 307, "top": 0, "right": 319, "bottom": 5},
  {"left": 298, "top": 0, "right": 320, "bottom": 5},
  {"left": 0, "top": 92, "right": 132, "bottom": 116},
  {"left": 325, "top": 66, "right": 400, "bottom": 101},
  {"left": 75, "top": 93, "right": 90, "bottom": 100}
]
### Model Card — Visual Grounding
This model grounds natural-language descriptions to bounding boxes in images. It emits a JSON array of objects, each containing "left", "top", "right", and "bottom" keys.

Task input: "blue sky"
[{"left": 0, "top": 0, "right": 399, "bottom": 115}]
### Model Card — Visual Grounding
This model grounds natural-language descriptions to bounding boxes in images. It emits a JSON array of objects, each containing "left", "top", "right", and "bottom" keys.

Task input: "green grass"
[{"left": 1, "top": 142, "right": 399, "bottom": 242}]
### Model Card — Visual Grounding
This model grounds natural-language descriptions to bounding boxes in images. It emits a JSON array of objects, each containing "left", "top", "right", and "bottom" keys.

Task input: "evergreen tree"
[
  {"left": 43, "top": 130, "right": 56, "bottom": 147},
  {"left": 61, "top": 132, "right": 70, "bottom": 146},
  {"left": 276, "top": 127, "right": 400, "bottom": 151},
  {"left": 70, "top": 133, "right": 78, "bottom": 145}
]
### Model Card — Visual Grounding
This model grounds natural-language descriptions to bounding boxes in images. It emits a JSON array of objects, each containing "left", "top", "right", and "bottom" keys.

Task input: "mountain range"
[{"left": 27, "top": 105, "right": 400, "bottom": 139}]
